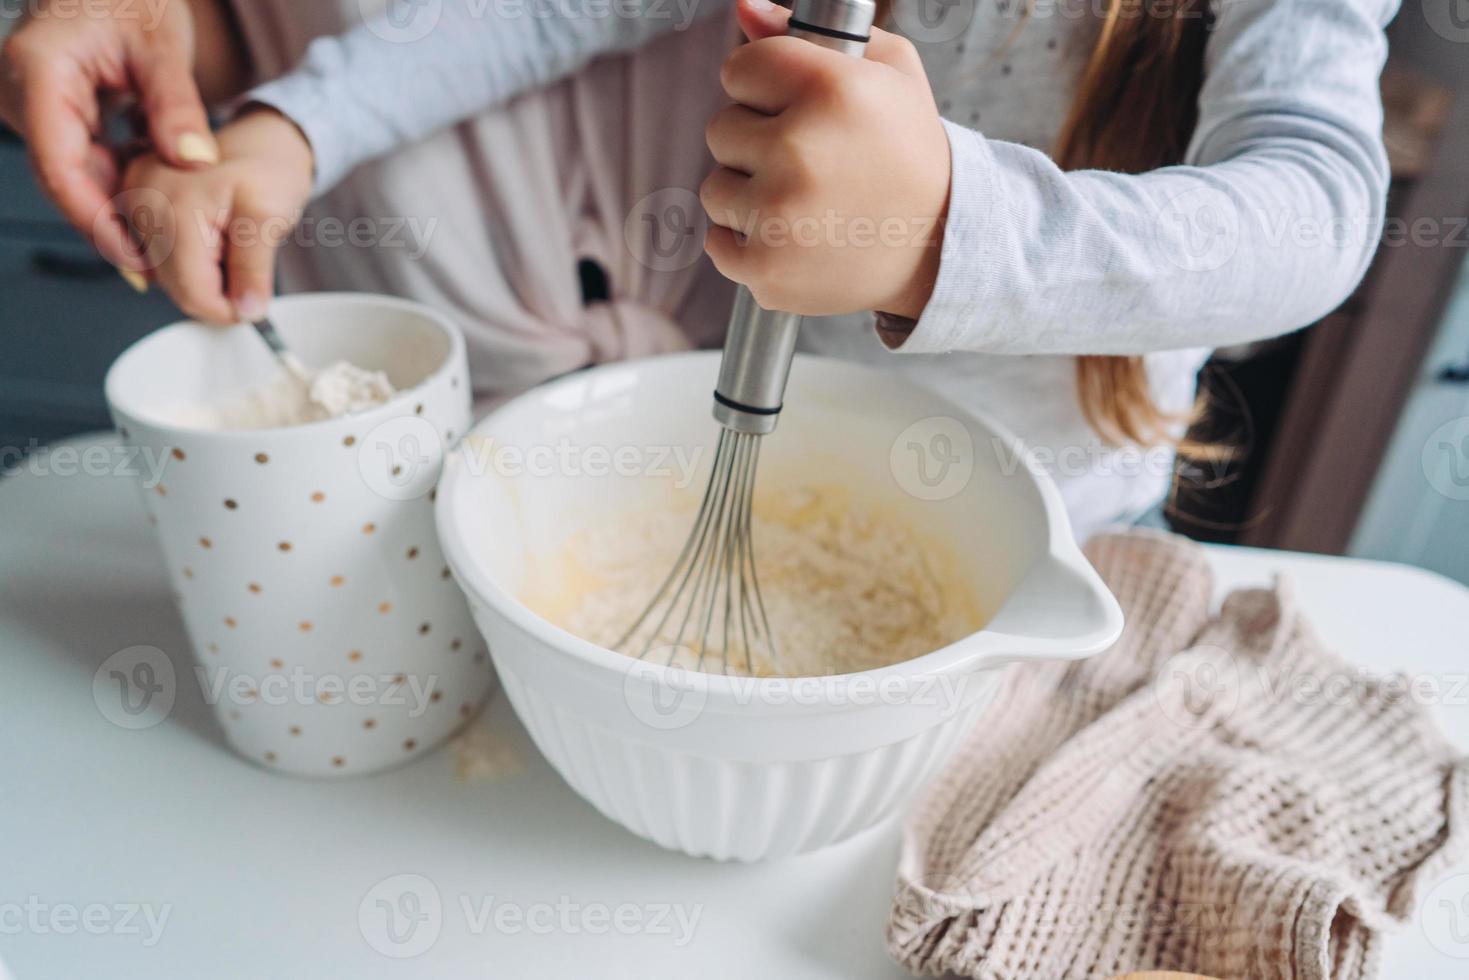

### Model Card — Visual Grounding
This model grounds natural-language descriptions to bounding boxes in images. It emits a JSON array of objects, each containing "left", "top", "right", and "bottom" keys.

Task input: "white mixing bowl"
[{"left": 437, "top": 352, "right": 1122, "bottom": 861}]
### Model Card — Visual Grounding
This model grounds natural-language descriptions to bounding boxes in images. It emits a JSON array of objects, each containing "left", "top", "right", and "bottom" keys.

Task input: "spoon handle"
[
  {"left": 249, "top": 316, "right": 309, "bottom": 380},
  {"left": 251, "top": 316, "right": 289, "bottom": 358}
]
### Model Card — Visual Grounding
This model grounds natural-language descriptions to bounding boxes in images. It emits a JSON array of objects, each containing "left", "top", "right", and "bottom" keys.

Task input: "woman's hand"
[
  {"left": 700, "top": 0, "right": 951, "bottom": 320},
  {"left": 0, "top": 0, "right": 222, "bottom": 276},
  {"left": 119, "top": 108, "right": 315, "bottom": 325}
]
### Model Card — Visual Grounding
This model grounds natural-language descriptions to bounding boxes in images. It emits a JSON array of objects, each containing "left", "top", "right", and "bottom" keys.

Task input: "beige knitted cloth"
[{"left": 890, "top": 531, "right": 1469, "bottom": 979}]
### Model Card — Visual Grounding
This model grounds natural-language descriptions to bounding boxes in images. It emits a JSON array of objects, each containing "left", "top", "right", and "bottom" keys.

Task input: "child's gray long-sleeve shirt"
[{"left": 249, "top": 0, "right": 1398, "bottom": 360}]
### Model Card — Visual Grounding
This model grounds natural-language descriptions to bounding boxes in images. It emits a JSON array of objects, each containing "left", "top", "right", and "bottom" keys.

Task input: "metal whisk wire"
[
  {"left": 615, "top": 0, "right": 874, "bottom": 674},
  {"left": 614, "top": 429, "right": 778, "bottom": 674}
]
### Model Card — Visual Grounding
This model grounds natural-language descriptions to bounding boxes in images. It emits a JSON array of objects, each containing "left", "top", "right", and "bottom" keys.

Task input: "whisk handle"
[
  {"left": 712, "top": 0, "right": 876, "bottom": 436},
  {"left": 786, "top": 0, "right": 877, "bottom": 56}
]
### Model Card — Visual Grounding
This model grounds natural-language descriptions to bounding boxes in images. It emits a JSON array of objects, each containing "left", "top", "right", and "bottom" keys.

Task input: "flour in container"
[
  {"left": 159, "top": 358, "right": 396, "bottom": 430},
  {"left": 522, "top": 485, "right": 984, "bottom": 677}
]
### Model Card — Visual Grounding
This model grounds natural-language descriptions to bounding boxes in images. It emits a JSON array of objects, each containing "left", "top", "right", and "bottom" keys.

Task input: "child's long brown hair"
[{"left": 878, "top": 0, "right": 1212, "bottom": 446}]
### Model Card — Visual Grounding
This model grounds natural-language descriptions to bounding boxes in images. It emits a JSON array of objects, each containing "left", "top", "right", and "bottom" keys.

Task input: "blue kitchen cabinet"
[{"left": 0, "top": 126, "right": 180, "bottom": 458}]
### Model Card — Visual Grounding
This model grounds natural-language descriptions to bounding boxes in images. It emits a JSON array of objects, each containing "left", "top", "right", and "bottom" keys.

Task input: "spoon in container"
[{"left": 249, "top": 315, "right": 311, "bottom": 380}]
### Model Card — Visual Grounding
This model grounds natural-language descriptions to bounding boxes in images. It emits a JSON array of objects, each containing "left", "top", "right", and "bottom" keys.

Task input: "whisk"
[{"left": 616, "top": 0, "right": 877, "bottom": 674}]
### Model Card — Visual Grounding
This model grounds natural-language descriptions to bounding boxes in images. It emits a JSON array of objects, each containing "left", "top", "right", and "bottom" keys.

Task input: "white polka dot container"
[{"left": 104, "top": 293, "right": 495, "bottom": 777}]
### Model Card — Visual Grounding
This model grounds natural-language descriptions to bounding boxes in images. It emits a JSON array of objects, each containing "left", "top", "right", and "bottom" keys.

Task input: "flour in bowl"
[
  {"left": 160, "top": 358, "right": 396, "bottom": 430},
  {"left": 522, "top": 485, "right": 984, "bottom": 677}
]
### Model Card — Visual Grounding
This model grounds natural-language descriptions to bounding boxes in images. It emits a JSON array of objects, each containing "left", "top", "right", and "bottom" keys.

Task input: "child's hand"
[
  {"left": 120, "top": 108, "right": 315, "bottom": 325},
  {"left": 700, "top": 0, "right": 951, "bottom": 320}
]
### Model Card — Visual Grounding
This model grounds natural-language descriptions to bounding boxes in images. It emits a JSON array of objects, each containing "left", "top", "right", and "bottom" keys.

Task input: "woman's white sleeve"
[
  {"left": 889, "top": 0, "right": 1399, "bottom": 356},
  {"left": 247, "top": 0, "right": 731, "bottom": 194}
]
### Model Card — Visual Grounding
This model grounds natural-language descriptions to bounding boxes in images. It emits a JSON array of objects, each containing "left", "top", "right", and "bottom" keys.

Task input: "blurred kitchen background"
[{"left": 1, "top": 5, "right": 1466, "bottom": 585}]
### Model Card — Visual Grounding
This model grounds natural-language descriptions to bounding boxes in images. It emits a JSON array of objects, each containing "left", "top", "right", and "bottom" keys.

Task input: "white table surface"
[{"left": 3, "top": 435, "right": 1468, "bottom": 979}]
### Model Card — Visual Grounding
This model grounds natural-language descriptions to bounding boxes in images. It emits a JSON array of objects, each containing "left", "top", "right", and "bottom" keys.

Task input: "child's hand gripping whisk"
[{"left": 617, "top": 0, "right": 939, "bottom": 675}]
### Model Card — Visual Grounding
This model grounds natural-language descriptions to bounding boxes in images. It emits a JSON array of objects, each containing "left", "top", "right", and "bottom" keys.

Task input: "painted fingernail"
[
  {"left": 176, "top": 132, "right": 220, "bottom": 165},
  {"left": 234, "top": 292, "right": 268, "bottom": 321},
  {"left": 119, "top": 268, "right": 149, "bottom": 294}
]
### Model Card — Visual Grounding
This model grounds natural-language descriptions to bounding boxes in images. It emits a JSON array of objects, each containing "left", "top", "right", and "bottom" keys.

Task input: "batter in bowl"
[{"left": 522, "top": 485, "right": 984, "bottom": 677}]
